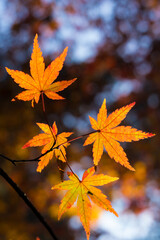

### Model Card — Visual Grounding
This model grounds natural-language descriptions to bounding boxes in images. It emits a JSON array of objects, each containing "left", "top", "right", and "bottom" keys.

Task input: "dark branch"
[
  {"left": 0, "top": 154, "right": 16, "bottom": 165},
  {"left": 0, "top": 167, "right": 59, "bottom": 240},
  {"left": 0, "top": 147, "right": 53, "bottom": 164}
]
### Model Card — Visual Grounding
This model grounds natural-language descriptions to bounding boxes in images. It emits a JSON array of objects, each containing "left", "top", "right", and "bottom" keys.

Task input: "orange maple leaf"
[
  {"left": 6, "top": 34, "right": 76, "bottom": 106},
  {"left": 23, "top": 122, "right": 72, "bottom": 172},
  {"left": 52, "top": 167, "right": 118, "bottom": 240},
  {"left": 84, "top": 99, "right": 155, "bottom": 171}
]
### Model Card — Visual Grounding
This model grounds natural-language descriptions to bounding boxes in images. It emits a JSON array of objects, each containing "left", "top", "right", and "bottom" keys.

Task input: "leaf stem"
[
  {"left": 0, "top": 167, "right": 59, "bottom": 240},
  {"left": 41, "top": 92, "right": 56, "bottom": 143},
  {"left": 61, "top": 130, "right": 97, "bottom": 146},
  {"left": 40, "top": 92, "right": 80, "bottom": 179},
  {"left": 58, "top": 148, "right": 80, "bottom": 182},
  {"left": 41, "top": 91, "right": 46, "bottom": 112}
]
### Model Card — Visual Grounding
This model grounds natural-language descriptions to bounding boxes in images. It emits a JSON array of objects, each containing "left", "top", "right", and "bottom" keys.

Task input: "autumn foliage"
[
  {"left": 84, "top": 99, "right": 154, "bottom": 171},
  {"left": 5, "top": 35, "right": 155, "bottom": 240},
  {"left": 6, "top": 34, "right": 76, "bottom": 107},
  {"left": 52, "top": 167, "right": 118, "bottom": 240},
  {"left": 23, "top": 122, "right": 73, "bottom": 172}
]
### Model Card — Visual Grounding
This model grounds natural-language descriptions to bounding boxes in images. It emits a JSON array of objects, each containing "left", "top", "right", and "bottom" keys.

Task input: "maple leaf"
[
  {"left": 52, "top": 167, "right": 118, "bottom": 240},
  {"left": 23, "top": 122, "right": 72, "bottom": 172},
  {"left": 84, "top": 99, "right": 155, "bottom": 171},
  {"left": 6, "top": 34, "right": 76, "bottom": 107}
]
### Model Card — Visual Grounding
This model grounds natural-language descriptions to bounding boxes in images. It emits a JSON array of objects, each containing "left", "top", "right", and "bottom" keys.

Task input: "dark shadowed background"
[{"left": 0, "top": 0, "right": 160, "bottom": 239}]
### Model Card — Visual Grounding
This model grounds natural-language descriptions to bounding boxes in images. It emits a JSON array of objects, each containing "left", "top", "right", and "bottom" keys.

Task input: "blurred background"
[{"left": 0, "top": 0, "right": 160, "bottom": 239}]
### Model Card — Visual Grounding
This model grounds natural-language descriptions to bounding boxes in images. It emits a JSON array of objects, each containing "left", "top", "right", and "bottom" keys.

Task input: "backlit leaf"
[
  {"left": 6, "top": 34, "right": 76, "bottom": 106},
  {"left": 52, "top": 167, "right": 118, "bottom": 240},
  {"left": 23, "top": 122, "right": 72, "bottom": 172},
  {"left": 84, "top": 99, "right": 155, "bottom": 170}
]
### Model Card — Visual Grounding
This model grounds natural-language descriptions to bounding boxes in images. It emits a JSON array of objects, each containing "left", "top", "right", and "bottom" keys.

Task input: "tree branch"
[{"left": 0, "top": 167, "right": 59, "bottom": 240}]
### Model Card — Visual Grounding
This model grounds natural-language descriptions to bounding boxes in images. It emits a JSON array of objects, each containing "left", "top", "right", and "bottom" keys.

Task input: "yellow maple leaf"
[
  {"left": 23, "top": 122, "right": 72, "bottom": 172},
  {"left": 52, "top": 167, "right": 118, "bottom": 240},
  {"left": 84, "top": 99, "right": 155, "bottom": 171},
  {"left": 6, "top": 34, "right": 76, "bottom": 106}
]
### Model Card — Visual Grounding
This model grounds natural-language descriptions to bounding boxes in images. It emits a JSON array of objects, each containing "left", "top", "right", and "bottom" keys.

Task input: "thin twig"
[
  {"left": 0, "top": 130, "right": 98, "bottom": 165},
  {"left": 0, "top": 147, "right": 53, "bottom": 164},
  {"left": 0, "top": 167, "right": 59, "bottom": 240},
  {"left": 0, "top": 154, "right": 16, "bottom": 166}
]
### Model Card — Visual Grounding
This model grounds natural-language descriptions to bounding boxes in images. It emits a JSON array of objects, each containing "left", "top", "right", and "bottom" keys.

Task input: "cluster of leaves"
[{"left": 6, "top": 35, "right": 154, "bottom": 240}]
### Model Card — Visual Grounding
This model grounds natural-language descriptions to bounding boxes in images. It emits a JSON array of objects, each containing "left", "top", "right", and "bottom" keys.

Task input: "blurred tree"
[{"left": 0, "top": 0, "right": 159, "bottom": 239}]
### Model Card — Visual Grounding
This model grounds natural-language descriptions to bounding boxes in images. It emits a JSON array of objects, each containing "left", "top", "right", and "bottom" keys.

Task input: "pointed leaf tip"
[
  {"left": 103, "top": 98, "right": 106, "bottom": 104},
  {"left": 113, "top": 177, "right": 119, "bottom": 181},
  {"left": 34, "top": 33, "right": 38, "bottom": 40},
  {"left": 64, "top": 46, "right": 68, "bottom": 52},
  {"left": 115, "top": 212, "right": 119, "bottom": 217},
  {"left": 22, "top": 143, "right": 28, "bottom": 149},
  {"left": 129, "top": 102, "right": 136, "bottom": 108},
  {"left": 36, "top": 168, "right": 42, "bottom": 173},
  {"left": 129, "top": 166, "right": 135, "bottom": 171},
  {"left": 147, "top": 133, "right": 155, "bottom": 137}
]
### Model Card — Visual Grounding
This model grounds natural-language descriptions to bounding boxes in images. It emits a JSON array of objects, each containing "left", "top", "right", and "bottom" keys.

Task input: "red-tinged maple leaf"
[
  {"left": 52, "top": 167, "right": 118, "bottom": 240},
  {"left": 84, "top": 99, "right": 155, "bottom": 171},
  {"left": 23, "top": 122, "right": 72, "bottom": 172},
  {"left": 6, "top": 34, "right": 76, "bottom": 107}
]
